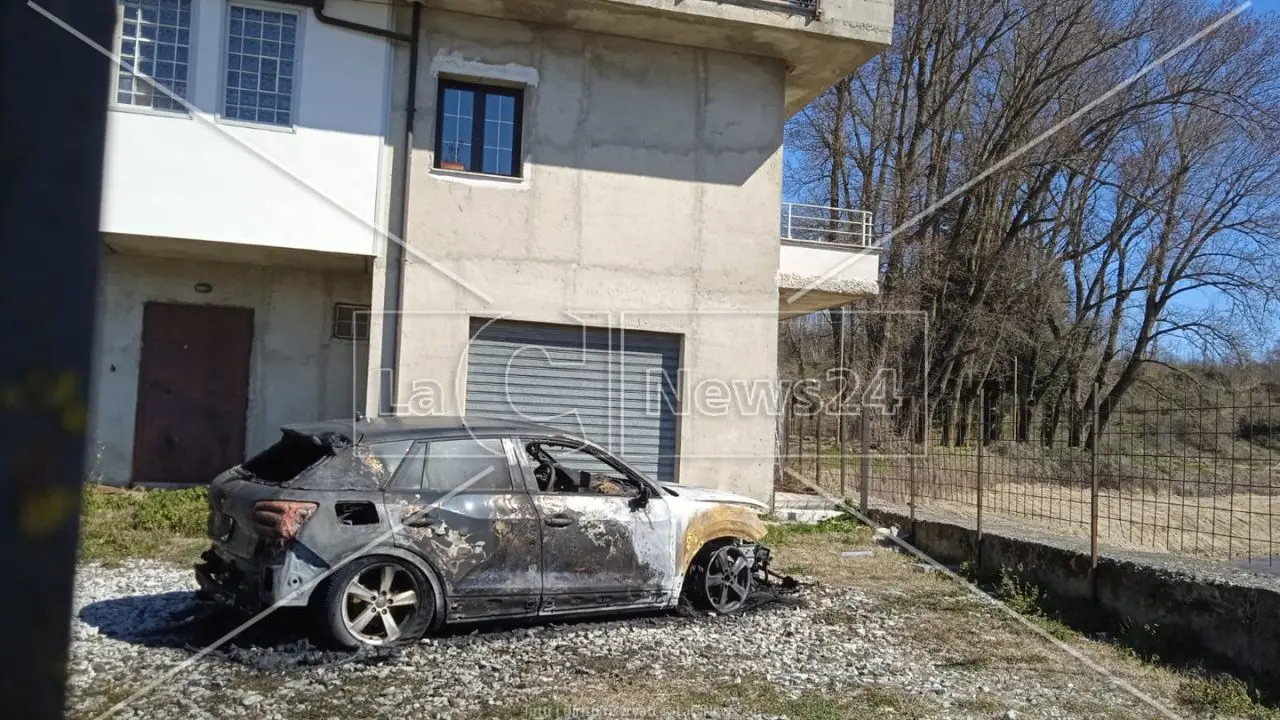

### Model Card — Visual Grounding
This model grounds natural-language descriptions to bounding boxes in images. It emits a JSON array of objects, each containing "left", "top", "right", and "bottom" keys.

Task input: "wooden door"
[{"left": 132, "top": 302, "right": 254, "bottom": 484}]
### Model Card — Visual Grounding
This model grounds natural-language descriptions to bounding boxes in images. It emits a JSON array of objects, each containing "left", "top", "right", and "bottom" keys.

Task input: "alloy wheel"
[
  {"left": 704, "top": 545, "right": 753, "bottom": 613},
  {"left": 340, "top": 563, "right": 420, "bottom": 645}
]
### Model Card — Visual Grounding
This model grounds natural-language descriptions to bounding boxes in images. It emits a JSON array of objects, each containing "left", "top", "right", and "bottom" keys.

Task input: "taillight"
[{"left": 251, "top": 500, "right": 317, "bottom": 543}]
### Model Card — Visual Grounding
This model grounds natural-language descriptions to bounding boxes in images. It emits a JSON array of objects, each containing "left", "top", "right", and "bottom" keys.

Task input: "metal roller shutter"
[{"left": 465, "top": 318, "right": 681, "bottom": 482}]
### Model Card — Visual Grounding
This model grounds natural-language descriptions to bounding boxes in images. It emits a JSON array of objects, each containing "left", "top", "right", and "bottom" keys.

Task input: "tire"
[
  {"left": 315, "top": 556, "right": 434, "bottom": 649},
  {"left": 684, "top": 541, "right": 754, "bottom": 614}
]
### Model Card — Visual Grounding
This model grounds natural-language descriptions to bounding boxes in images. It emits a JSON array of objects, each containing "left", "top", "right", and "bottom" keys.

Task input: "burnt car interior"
[
  {"left": 526, "top": 441, "right": 639, "bottom": 497},
  {"left": 242, "top": 429, "right": 342, "bottom": 482}
]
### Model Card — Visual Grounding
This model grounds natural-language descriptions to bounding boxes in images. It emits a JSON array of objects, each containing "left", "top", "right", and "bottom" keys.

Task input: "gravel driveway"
[{"left": 66, "top": 549, "right": 1207, "bottom": 720}]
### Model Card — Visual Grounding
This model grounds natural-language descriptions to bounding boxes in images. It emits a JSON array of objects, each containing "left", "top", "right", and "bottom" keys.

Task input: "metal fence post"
[
  {"left": 796, "top": 410, "right": 804, "bottom": 472},
  {"left": 908, "top": 402, "right": 917, "bottom": 528},
  {"left": 859, "top": 405, "right": 871, "bottom": 513},
  {"left": 813, "top": 402, "right": 823, "bottom": 485},
  {"left": 976, "top": 394, "right": 985, "bottom": 557},
  {"left": 838, "top": 410, "right": 847, "bottom": 497},
  {"left": 837, "top": 310, "right": 847, "bottom": 497},
  {"left": 1090, "top": 386, "right": 1100, "bottom": 571}
]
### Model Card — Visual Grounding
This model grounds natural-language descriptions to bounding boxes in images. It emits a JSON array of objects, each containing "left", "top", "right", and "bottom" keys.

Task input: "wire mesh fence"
[{"left": 777, "top": 387, "right": 1280, "bottom": 565}]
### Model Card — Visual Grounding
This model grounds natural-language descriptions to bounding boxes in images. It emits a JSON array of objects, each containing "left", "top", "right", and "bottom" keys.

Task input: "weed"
[
  {"left": 1176, "top": 672, "right": 1277, "bottom": 719},
  {"left": 79, "top": 485, "right": 209, "bottom": 565},
  {"left": 996, "top": 569, "right": 1044, "bottom": 615},
  {"left": 468, "top": 698, "right": 573, "bottom": 719},
  {"left": 957, "top": 692, "right": 1003, "bottom": 714},
  {"left": 678, "top": 677, "right": 913, "bottom": 720},
  {"left": 766, "top": 514, "right": 873, "bottom": 547}
]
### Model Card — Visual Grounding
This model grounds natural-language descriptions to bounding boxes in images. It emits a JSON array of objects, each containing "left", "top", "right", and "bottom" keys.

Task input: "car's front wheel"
[
  {"left": 685, "top": 541, "right": 754, "bottom": 614},
  {"left": 316, "top": 556, "right": 433, "bottom": 649}
]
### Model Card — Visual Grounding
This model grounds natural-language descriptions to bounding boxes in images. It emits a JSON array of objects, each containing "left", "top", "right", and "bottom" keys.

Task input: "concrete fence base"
[{"left": 866, "top": 507, "right": 1280, "bottom": 687}]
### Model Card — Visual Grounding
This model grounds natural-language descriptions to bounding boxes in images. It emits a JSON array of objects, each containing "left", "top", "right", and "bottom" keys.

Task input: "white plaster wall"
[
  {"left": 779, "top": 242, "right": 880, "bottom": 287},
  {"left": 392, "top": 11, "right": 785, "bottom": 501},
  {"left": 99, "top": 0, "right": 393, "bottom": 257},
  {"left": 91, "top": 251, "right": 371, "bottom": 485}
]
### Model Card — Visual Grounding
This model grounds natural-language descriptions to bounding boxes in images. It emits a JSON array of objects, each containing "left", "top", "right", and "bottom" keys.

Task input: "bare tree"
[{"left": 782, "top": 0, "right": 1280, "bottom": 448}]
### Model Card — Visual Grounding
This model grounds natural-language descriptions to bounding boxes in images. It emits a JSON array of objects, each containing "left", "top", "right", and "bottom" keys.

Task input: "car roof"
[{"left": 281, "top": 415, "right": 578, "bottom": 445}]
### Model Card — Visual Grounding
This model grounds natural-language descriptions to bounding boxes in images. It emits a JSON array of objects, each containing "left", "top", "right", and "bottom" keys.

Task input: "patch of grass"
[
  {"left": 79, "top": 485, "right": 209, "bottom": 565},
  {"left": 850, "top": 684, "right": 933, "bottom": 719},
  {"left": 467, "top": 697, "right": 573, "bottom": 719},
  {"left": 815, "top": 607, "right": 858, "bottom": 626},
  {"left": 765, "top": 513, "right": 873, "bottom": 547},
  {"left": 672, "top": 676, "right": 934, "bottom": 720},
  {"left": 937, "top": 656, "right": 991, "bottom": 670},
  {"left": 1176, "top": 673, "right": 1278, "bottom": 719},
  {"left": 986, "top": 568, "right": 1079, "bottom": 642},
  {"left": 956, "top": 692, "right": 1004, "bottom": 714}
]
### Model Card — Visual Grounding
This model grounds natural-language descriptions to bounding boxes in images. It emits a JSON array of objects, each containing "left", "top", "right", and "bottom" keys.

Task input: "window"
[
  {"left": 434, "top": 80, "right": 523, "bottom": 178},
  {"left": 525, "top": 441, "right": 640, "bottom": 496},
  {"left": 333, "top": 303, "right": 370, "bottom": 341},
  {"left": 224, "top": 4, "right": 299, "bottom": 126},
  {"left": 115, "top": 0, "right": 192, "bottom": 110},
  {"left": 368, "top": 440, "right": 413, "bottom": 478},
  {"left": 424, "top": 439, "right": 512, "bottom": 492}
]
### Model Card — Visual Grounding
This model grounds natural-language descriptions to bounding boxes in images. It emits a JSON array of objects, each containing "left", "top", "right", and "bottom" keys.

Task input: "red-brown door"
[{"left": 132, "top": 302, "right": 254, "bottom": 484}]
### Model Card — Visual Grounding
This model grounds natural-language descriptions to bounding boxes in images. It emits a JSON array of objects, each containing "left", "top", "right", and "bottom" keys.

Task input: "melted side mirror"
[{"left": 628, "top": 485, "right": 650, "bottom": 511}]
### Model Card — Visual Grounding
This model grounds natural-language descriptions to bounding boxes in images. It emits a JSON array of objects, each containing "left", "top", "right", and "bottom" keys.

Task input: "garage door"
[{"left": 465, "top": 319, "right": 681, "bottom": 482}]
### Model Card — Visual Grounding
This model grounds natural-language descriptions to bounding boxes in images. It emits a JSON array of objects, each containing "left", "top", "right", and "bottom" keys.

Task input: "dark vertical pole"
[
  {"left": 908, "top": 398, "right": 917, "bottom": 528},
  {"left": 976, "top": 394, "right": 985, "bottom": 562},
  {"left": 859, "top": 406, "right": 870, "bottom": 513},
  {"left": 837, "top": 306, "right": 847, "bottom": 497},
  {"left": 1090, "top": 386, "right": 1101, "bottom": 571},
  {"left": 1, "top": 2, "right": 114, "bottom": 717},
  {"left": 813, "top": 404, "right": 823, "bottom": 485},
  {"left": 771, "top": 393, "right": 785, "bottom": 515}
]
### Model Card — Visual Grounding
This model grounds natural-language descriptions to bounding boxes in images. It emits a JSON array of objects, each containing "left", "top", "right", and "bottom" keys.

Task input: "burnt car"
[{"left": 197, "top": 416, "right": 778, "bottom": 648}]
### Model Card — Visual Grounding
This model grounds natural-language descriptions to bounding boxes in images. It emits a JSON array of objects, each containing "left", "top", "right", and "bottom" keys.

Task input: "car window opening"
[
  {"left": 526, "top": 441, "right": 637, "bottom": 496},
  {"left": 243, "top": 430, "right": 341, "bottom": 482}
]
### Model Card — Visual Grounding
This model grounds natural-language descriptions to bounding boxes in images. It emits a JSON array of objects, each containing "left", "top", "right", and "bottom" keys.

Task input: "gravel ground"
[{"left": 64, "top": 553, "right": 1195, "bottom": 720}]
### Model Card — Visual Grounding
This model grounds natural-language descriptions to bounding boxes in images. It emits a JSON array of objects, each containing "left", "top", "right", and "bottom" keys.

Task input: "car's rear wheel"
[
  {"left": 316, "top": 556, "right": 433, "bottom": 649},
  {"left": 686, "top": 541, "right": 754, "bottom": 614}
]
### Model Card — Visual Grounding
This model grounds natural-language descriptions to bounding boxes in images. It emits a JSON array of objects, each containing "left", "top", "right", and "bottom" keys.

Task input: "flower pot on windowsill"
[{"left": 440, "top": 161, "right": 466, "bottom": 171}]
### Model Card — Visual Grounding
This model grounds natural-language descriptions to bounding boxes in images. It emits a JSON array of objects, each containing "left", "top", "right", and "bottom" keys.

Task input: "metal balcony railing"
[
  {"left": 780, "top": 202, "right": 876, "bottom": 248},
  {"left": 723, "top": 0, "right": 819, "bottom": 14}
]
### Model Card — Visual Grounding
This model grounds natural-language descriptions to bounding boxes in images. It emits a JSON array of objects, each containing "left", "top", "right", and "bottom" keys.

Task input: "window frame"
[
  {"left": 110, "top": 0, "right": 197, "bottom": 116},
  {"left": 332, "top": 303, "right": 370, "bottom": 342},
  {"left": 432, "top": 78, "right": 525, "bottom": 179},
  {"left": 218, "top": 0, "right": 304, "bottom": 130},
  {"left": 386, "top": 436, "right": 520, "bottom": 493},
  {"left": 418, "top": 436, "right": 516, "bottom": 493},
  {"left": 518, "top": 438, "right": 659, "bottom": 497}
]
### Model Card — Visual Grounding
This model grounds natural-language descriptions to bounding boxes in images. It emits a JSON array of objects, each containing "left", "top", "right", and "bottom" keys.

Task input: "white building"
[{"left": 92, "top": 0, "right": 893, "bottom": 499}]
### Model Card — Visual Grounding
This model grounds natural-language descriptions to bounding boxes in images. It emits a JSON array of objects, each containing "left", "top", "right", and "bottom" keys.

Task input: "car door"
[
  {"left": 382, "top": 435, "right": 542, "bottom": 621},
  {"left": 515, "top": 438, "right": 676, "bottom": 615}
]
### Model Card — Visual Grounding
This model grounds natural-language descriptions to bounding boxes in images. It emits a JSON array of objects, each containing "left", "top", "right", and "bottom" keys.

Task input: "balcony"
[
  {"left": 777, "top": 202, "right": 880, "bottom": 318},
  {"left": 424, "top": 0, "right": 894, "bottom": 114}
]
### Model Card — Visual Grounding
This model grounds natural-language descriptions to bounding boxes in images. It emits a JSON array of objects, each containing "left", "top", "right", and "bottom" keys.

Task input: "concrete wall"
[
  {"left": 388, "top": 10, "right": 785, "bottom": 501},
  {"left": 869, "top": 508, "right": 1280, "bottom": 686},
  {"left": 423, "top": 0, "right": 895, "bottom": 113},
  {"left": 99, "top": 0, "right": 394, "bottom": 257},
  {"left": 91, "top": 250, "right": 371, "bottom": 485}
]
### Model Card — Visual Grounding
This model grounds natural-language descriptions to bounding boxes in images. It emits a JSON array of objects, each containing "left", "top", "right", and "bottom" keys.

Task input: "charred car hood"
[{"left": 659, "top": 482, "right": 769, "bottom": 513}]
